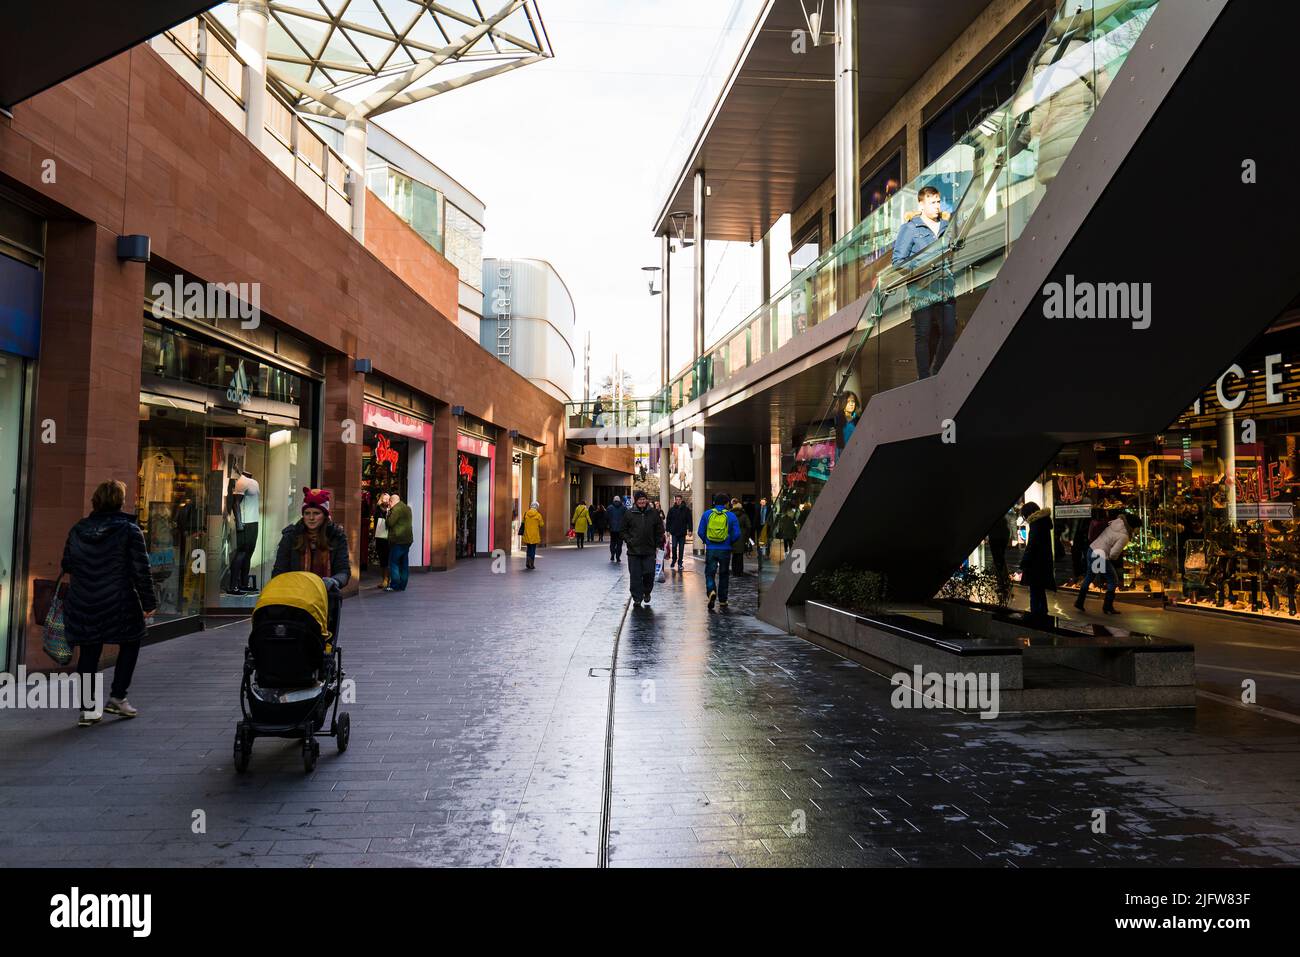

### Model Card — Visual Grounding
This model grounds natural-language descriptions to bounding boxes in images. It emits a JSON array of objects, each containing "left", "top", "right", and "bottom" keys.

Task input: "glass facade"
[
  {"left": 138, "top": 320, "right": 318, "bottom": 622},
  {"left": 0, "top": 352, "right": 26, "bottom": 667},
  {"left": 1021, "top": 331, "right": 1300, "bottom": 621},
  {"left": 444, "top": 202, "right": 485, "bottom": 294},
  {"left": 367, "top": 165, "right": 445, "bottom": 254}
]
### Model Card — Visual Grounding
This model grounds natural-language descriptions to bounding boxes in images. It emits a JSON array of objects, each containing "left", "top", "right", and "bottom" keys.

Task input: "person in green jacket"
[
  {"left": 385, "top": 492, "right": 414, "bottom": 592},
  {"left": 571, "top": 501, "right": 590, "bottom": 550},
  {"left": 730, "top": 500, "right": 752, "bottom": 577}
]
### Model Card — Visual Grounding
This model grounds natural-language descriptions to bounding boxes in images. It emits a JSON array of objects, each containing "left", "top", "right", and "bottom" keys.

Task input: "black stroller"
[{"left": 234, "top": 572, "right": 350, "bottom": 773}]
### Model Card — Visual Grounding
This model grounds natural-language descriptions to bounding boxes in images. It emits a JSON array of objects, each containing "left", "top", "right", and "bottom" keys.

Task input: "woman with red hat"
[{"left": 272, "top": 488, "right": 352, "bottom": 632}]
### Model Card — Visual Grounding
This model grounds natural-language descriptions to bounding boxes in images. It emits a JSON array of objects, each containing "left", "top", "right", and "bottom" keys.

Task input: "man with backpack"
[{"left": 697, "top": 493, "right": 741, "bottom": 611}]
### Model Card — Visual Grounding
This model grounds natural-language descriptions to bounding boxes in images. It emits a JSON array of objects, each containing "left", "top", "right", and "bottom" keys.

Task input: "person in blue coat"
[
  {"left": 697, "top": 493, "right": 741, "bottom": 611},
  {"left": 892, "top": 185, "right": 956, "bottom": 380},
  {"left": 606, "top": 496, "right": 628, "bottom": 563}
]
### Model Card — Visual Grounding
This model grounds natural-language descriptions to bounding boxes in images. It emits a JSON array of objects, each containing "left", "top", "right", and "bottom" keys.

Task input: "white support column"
[
  {"left": 661, "top": 233, "right": 672, "bottom": 389},
  {"left": 237, "top": 0, "right": 270, "bottom": 150},
  {"left": 693, "top": 170, "right": 707, "bottom": 363},
  {"left": 344, "top": 117, "right": 369, "bottom": 242},
  {"left": 833, "top": 0, "right": 860, "bottom": 240}
]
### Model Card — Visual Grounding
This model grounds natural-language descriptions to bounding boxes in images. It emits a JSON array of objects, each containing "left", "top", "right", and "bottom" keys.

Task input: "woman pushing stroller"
[
  {"left": 272, "top": 488, "right": 350, "bottom": 634},
  {"left": 236, "top": 487, "right": 353, "bottom": 773}
]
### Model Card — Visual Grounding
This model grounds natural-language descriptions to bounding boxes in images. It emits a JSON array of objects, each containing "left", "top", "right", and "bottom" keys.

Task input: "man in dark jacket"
[
  {"left": 383, "top": 492, "right": 414, "bottom": 592},
  {"left": 665, "top": 495, "right": 692, "bottom": 570},
  {"left": 1019, "top": 502, "right": 1056, "bottom": 619},
  {"left": 273, "top": 488, "right": 352, "bottom": 633},
  {"left": 62, "top": 480, "right": 158, "bottom": 724},
  {"left": 892, "top": 185, "right": 956, "bottom": 380},
  {"left": 606, "top": 496, "right": 628, "bottom": 563},
  {"left": 730, "top": 500, "right": 752, "bottom": 577},
  {"left": 623, "top": 491, "right": 665, "bottom": 608}
]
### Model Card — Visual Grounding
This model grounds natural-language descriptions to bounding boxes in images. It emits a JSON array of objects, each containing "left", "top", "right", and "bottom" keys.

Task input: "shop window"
[
  {"left": 137, "top": 317, "right": 319, "bottom": 620},
  {"left": 790, "top": 222, "right": 820, "bottom": 274},
  {"left": 860, "top": 153, "right": 902, "bottom": 217},
  {"left": 922, "top": 20, "right": 1047, "bottom": 166}
]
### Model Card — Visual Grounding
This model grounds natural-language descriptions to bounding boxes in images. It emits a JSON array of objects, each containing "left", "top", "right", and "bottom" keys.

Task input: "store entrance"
[{"left": 456, "top": 433, "right": 494, "bottom": 559}]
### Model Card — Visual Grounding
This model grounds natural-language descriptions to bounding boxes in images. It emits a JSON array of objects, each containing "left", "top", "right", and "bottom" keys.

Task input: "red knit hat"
[{"left": 302, "top": 487, "right": 331, "bottom": 519}]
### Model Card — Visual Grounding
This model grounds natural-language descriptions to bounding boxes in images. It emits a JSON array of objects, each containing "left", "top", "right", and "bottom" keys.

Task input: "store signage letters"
[
  {"left": 458, "top": 453, "right": 475, "bottom": 479},
  {"left": 375, "top": 434, "right": 399, "bottom": 473},
  {"left": 1203, "top": 355, "right": 1288, "bottom": 413}
]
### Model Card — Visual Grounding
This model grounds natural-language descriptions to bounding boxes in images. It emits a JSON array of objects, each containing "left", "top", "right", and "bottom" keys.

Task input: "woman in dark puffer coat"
[{"left": 61, "top": 480, "right": 158, "bottom": 725}]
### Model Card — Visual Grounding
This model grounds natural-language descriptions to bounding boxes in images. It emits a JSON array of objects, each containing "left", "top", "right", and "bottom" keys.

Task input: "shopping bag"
[
  {"left": 43, "top": 574, "right": 73, "bottom": 666},
  {"left": 567, "top": 528, "right": 577, "bottom": 540},
  {"left": 655, "top": 548, "right": 666, "bottom": 583}
]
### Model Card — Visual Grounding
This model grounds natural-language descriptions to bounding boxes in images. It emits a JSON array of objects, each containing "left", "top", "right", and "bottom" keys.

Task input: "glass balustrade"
[{"left": 772, "top": 0, "right": 1159, "bottom": 511}]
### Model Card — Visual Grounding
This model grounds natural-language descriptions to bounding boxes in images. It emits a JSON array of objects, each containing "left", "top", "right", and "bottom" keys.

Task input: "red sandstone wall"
[{"left": 0, "top": 43, "right": 631, "bottom": 666}]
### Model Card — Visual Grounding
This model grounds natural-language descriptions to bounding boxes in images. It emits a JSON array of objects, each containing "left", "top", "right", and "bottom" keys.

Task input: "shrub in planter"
[
  {"left": 938, "top": 566, "right": 1012, "bottom": 609},
  {"left": 810, "top": 567, "right": 888, "bottom": 615}
]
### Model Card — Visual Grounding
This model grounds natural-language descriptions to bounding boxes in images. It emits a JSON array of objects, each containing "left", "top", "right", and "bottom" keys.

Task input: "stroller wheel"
[
  {"left": 233, "top": 725, "right": 252, "bottom": 774},
  {"left": 302, "top": 737, "right": 319, "bottom": 773},
  {"left": 335, "top": 712, "right": 351, "bottom": 753}
]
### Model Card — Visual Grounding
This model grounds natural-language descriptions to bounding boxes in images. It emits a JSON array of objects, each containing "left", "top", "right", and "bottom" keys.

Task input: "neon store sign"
[
  {"left": 375, "top": 433, "right": 400, "bottom": 473},
  {"left": 458, "top": 453, "right": 475, "bottom": 480}
]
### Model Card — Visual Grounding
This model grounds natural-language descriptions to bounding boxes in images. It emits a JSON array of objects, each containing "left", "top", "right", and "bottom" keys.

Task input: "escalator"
[{"left": 760, "top": 0, "right": 1300, "bottom": 627}]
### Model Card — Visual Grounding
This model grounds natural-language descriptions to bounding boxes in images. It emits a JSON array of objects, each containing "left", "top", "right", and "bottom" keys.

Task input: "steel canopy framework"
[{"left": 249, "top": 0, "right": 553, "bottom": 121}]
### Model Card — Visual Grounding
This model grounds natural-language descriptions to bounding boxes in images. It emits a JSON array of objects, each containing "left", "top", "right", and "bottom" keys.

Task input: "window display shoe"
[{"left": 105, "top": 698, "right": 138, "bottom": 718}]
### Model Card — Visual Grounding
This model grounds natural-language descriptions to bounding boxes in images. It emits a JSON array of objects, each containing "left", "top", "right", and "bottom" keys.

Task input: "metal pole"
[
  {"left": 833, "top": 0, "right": 859, "bottom": 241},
  {"left": 693, "top": 170, "right": 707, "bottom": 361},
  {"left": 661, "top": 234, "right": 672, "bottom": 389}
]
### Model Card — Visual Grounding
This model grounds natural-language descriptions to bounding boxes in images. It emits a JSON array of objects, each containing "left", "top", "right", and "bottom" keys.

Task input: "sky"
[{"left": 380, "top": 0, "right": 763, "bottom": 399}]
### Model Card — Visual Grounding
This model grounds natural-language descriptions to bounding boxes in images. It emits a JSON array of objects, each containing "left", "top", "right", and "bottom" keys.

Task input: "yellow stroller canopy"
[{"left": 255, "top": 572, "right": 331, "bottom": 638}]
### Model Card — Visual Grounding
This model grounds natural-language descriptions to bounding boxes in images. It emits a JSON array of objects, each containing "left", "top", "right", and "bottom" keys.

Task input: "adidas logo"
[{"left": 227, "top": 360, "right": 252, "bottom": 406}]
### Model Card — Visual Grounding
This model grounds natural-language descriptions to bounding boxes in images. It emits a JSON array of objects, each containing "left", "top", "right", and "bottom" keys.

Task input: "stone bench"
[
  {"left": 941, "top": 600, "right": 1194, "bottom": 687},
  {"left": 804, "top": 601, "right": 1024, "bottom": 690}
]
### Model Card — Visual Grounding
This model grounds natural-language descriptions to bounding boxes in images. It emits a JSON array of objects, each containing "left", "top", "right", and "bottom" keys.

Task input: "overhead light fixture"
[
  {"left": 642, "top": 265, "right": 662, "bottom": 296},
  {"left": 798, "top": 0, "right": 831, "bottom": 47},
  {"left": 669, "top": 211, "right": 693, "bottom": 249}
]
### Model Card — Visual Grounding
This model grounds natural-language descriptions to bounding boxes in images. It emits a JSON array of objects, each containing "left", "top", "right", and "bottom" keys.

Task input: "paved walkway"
[{"left": 2, "top": 545, "right": 1299, "bottom": 867}]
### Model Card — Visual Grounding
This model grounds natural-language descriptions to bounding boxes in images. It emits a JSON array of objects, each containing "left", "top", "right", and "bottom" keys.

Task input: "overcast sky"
[{"left": 381, "top": 0, "right": 762, "bottom": 399}]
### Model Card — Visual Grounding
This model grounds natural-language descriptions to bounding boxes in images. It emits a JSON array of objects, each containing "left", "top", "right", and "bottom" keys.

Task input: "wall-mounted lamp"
[
  {"left": 508, "top": 429, "right": 520, "bottom": 440},
  {"left": 451, "top": 405, "right": 465, "bottom": 417},
  {"left": 116, "top": 234, "right": 151, "bottom": 263},
  {"left": 669, "top": 211, "right": 693, "bottom": 250},
  {"left": 642, "top": 265, "right": 662, "bottom": 296},
  {"left": 353, "top": 358, "right": 373, "bottom": 374}
]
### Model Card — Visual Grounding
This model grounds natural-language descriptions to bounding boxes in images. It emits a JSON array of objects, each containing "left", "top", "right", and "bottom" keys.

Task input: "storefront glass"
[
  {"left": 137, "top": 320, "right": 318, "bottom": 622},
  {"left": 1035, "top": 333, "right": 1300, "bottom": 620},
  {"left": 361, "top": 402, "right": 432, "bottom": 571},
  {"left": 0, "top": 352, "right": 26, "bottom": 666},
  {"left": 456, "top": 433, "right": 494, "bottom": 558}
]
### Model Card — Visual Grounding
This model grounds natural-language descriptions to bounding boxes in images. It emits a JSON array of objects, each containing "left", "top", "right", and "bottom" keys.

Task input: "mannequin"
[{"left": 229, "top": 468, "right": 261, "bottom": 594}]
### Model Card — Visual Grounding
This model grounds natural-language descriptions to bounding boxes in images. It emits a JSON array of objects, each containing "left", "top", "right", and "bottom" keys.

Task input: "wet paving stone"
[{"left": 2, "top": 547, "right": 1298, "bottom": 867}]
